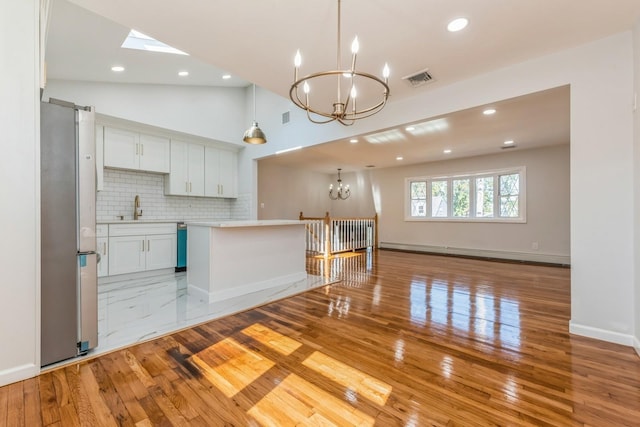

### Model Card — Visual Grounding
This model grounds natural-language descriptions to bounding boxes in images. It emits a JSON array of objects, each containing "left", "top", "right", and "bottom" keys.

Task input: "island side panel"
[
  {"left": 209, "top": 225, "right": 307, "bottom": 301},
  {"left": 186, "top": 224, "right": 214, "bottom": 301},
  {"left": 187, "top": 223, "right": 308, "bottom": 303}
]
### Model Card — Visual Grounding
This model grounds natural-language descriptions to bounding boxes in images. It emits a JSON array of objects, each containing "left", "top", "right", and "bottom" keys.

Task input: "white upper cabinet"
[
  {"left": 165, "top": 140, "right": 205, "bottom": 196},
  {"left": 103, "top": 127, "right": 170, "bottom": 173},
  {"left": 138, "top": 134, "right": 170, "bottom": 173},
  {"left": 204, "top": 147, "right": 238, "bottom": 198}
]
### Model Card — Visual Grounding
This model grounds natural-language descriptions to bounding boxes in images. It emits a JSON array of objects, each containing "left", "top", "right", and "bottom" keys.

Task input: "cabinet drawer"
[{"left": 109, "top": 223, "right": 176, "bottom": 237}]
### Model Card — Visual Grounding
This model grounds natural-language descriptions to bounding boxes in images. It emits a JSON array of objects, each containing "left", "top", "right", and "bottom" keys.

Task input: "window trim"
[{"left": 404, "top": 166, "right": 526, "bottom": 223}]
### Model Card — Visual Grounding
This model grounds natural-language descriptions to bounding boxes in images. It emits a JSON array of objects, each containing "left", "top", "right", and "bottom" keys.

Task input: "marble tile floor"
[{"left": 44, "top": 271, "right": 334, "bottom": 371}]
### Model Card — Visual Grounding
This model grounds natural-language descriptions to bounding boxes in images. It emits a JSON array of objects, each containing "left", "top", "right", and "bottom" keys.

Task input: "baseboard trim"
[
  {"left": 634, "top": 335, "right": 640, "bottom": 358},
  {"left": 188, "top": 271, "right": 309, "bottom": 304},
  {"left": 569, "top": 321, "right": 634, "bottom": 346},
  {"left": 379, "top": 242, "right": 570, "bottom": 266},
  {"left": 0, "top": 363, "right": 39, "bottom": 387}
]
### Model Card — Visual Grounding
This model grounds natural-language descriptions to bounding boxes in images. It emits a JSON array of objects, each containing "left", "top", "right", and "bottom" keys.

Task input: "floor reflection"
[{"left": 409, "top": 276, "right": 522, "bottom": 352}]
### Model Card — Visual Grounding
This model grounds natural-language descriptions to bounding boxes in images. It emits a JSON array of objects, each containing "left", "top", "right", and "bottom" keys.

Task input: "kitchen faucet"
[{"left": 134, "top": 195, "right": 142, "bottom": 220}]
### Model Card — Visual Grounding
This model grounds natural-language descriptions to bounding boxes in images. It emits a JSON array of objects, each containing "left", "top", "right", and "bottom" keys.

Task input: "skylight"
[{"left": 121, "top": 29, "right": 189, "bottom": 55}]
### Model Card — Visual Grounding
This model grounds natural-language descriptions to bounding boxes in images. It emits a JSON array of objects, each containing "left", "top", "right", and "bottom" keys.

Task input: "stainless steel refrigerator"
[{"left": 41, "top": 99, "right": 98, "bottom": 367}]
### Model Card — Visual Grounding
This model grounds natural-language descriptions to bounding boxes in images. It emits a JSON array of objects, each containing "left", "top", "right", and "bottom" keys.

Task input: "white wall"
[
  {"left": 43, "top": 80, "right": 247, "bottom": 145},
  {"left": 372, "top": 145, "right": 570, "bottom": 264},
  {"left": 0, "top": 0, "right": 40, "bottom": 386},
  {"left": 633, "top": 22, "right": 640, "bottom": 356}
]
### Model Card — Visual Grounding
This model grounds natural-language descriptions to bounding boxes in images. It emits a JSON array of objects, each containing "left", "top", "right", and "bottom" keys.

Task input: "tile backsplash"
[{"left": 97, "top": 169, "right": 250, "bottom": 222}]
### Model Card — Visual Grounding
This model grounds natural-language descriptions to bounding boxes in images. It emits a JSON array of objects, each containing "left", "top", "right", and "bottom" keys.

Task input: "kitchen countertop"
[
  {"left": 185, "top": 219, "right": 306, "bottom": 228},
  {"left": 97, "top": 218, "right": 233, "bottom": 225}
]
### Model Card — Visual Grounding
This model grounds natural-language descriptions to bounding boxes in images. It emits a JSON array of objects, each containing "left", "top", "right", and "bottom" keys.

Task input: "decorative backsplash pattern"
[{"left": 97, "top": 169, "right": 250, "bottom": 222}]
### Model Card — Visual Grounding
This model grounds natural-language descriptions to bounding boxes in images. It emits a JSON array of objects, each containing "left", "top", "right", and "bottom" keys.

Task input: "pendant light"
[{"left": 243, "top": 84, "right": 267, "bottom": 144}]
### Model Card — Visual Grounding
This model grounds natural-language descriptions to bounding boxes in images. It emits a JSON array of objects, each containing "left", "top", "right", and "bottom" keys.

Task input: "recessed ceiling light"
[
  {"left": 483, "top": 108, "right": 496, "bottom": 115},
  {"left": 503, "top": 140, "right": 515, "bottom": 145},
  {"left": 444, "top": 149, "right": 452, "bottom": 154},
  {"left": 405, "top": 126, "right": 415, "bottom": 131},
  {"left": 396, "top": 156, "right": 403, "bottom": 161},
  {"left": 178, "top": 71, "right": 189, "bottom": 77},
  {"left": 447, "top": 18, "right": 468, "bottom": 32},
  {"left": 222, "top": 74, "right": 232, "bottom": 80},
  {"left": 111, "top": 66, "right": 125, "bottom": 72},
  {"left": 350, "top": 139, "right": 358, "bottom": 143}
]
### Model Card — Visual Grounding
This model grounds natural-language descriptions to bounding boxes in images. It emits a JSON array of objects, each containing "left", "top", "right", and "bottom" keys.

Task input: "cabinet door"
[
  {"left": 188, "top": 143, "right": 205, "bottom": 196},
  {"left": 104, "top": 127, "right": 139, "bottom": 170},
  {"left": 108, "top": 235, "right": 145, "bottom": 275},
  {"left": 139, "top": 134, "right": 170, "bottom": 173},
  {"left": 204, "top": 146, "right": 220, "bottom": 197},
  {"left": 166, "top": 140, "right": 190, "bottom": 196},
  {"left": 204, "top": 147, "right": 237, "bottom": 198},
  {"left": 145, "top": 233, "right": 177, "bottom": 271},
  {"left": 97, "top": 237, "right": 109, "bottom": 277},
  {"left": 217, "top": 149, "right": 237, "bottom": 198}
]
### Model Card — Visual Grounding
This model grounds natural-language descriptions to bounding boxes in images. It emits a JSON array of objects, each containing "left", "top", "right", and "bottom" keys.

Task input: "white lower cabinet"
[
  {"left": 107, "top": 223, "right": 176, "bottom": 276},
  {"left": 96, "top": 224, "right": 109, "bottom": 277},
  {"left": 97, "top": 237, "right": 109, "bottom": 277},
  {"left": 109, "top": 235, "right": 146, "bottom": 275}
]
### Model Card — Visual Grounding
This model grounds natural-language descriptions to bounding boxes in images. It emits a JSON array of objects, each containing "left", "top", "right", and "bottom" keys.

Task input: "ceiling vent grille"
[
  {"left": 282, "top": 111, "right": 290, "bottom": 124},
  {"left": 402, "top": 68, "right": 434, "bottom": 88}
]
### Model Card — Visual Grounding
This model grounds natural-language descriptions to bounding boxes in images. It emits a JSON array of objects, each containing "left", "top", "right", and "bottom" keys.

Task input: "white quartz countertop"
[
  {"left": 97, "top": 219, "right": 184, "bottom": 224},
  {"left": 185, "top": 219, "right": 306, "bottom": 228}
]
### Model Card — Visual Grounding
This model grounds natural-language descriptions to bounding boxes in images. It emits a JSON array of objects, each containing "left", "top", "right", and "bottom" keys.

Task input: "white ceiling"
[{"left": 46, "top": 0, "right": 640, "bottom": 172}]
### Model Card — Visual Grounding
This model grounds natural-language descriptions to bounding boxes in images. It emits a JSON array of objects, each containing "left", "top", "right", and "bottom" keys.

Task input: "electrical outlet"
[
  {"left": 532, "top": 241, "right": 539, "bottom": 250},
  {"left": 260, "top": 202, "right": 265, "bottom": 209}
]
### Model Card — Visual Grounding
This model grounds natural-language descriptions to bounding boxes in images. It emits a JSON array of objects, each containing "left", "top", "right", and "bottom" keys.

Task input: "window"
[{"left": 406, "top": 167, "right": 525, "bottom": 222}]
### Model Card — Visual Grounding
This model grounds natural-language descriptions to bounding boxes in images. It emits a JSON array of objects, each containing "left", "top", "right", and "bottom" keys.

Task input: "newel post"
[
  {"left": 374, "top": 212, "right": 379, "bottom": 249},
  {"left": 324, "top": 211, "right": 331, "bottom": 258}
]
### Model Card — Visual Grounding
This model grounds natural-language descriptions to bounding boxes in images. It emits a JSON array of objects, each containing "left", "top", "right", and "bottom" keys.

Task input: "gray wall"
[
  {"left": 259, "top": 144, "right": 570, "bottom": 263},
  {"left": 372, "top": 144, "right": 570, "bottom": 263}
]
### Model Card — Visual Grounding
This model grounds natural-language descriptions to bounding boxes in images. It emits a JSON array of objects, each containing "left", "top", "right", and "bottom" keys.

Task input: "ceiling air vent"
[
  {"left": 402, "top": 68, "right": 434, "bottom": 88},
  {"left": 282, "top": 111, "right": 290, "bottom": 125},
  {"left": 500, "top": 144, "right": 517, "bottom": 150}
]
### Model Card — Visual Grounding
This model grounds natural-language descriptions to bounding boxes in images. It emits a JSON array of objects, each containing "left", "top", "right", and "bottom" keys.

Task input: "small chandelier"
[
  {"left": 290, "top": 0, "right": 390, "bottom": 126},
  {"left": 329, "top": 168, "right": 350, "bottom": 200}
]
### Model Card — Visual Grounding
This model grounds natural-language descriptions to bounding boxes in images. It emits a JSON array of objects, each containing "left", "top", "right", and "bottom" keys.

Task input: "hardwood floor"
[{"left": 2, "top": 250, "right": 640, "bottom": 426}]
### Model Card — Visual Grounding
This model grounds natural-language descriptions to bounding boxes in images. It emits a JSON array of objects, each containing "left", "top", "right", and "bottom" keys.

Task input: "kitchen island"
[{"left": 186, "top": 220, "right": 310, "bottom": 304}]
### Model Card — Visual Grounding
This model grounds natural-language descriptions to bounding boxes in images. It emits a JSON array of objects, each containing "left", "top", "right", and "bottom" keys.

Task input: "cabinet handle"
[
  {"left": 190, "top": 182, "right": 192, "bottom": 192},
  {"left": 220, "top": 184, "right": 223, "bottom": 195},
  {"left": 185, "top": 182, "right": 189, "bottom": 193},
  {"left": 141, "top": 144, "right": 144, "bottom": 156},
  {"left": 142, "top": 239, "right": 145, "bottom": 252},
  {"left": 103, "top": 242, "right": 107, "bottom": 255},
  {"left": 147, "top": 240, "right": 150, "bottom": 251}
]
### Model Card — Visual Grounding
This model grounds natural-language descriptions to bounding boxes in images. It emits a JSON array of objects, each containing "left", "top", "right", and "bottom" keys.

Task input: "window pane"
[
  {"left": 475, "top": 177, "right": 494, "bottom": 217},
  {"left": 410, "top": 181, "right": 427, "bottom": 217},
  {"left": 411, "top": 200, "right": 427, "bottom": 217},
  {"left": 500, "top": 196, "right": 519, "bottom": 217},
  {"left": 411, "top": 181, "right": 427, "bottom": 199},
  {"left": 500, "top": 174, "right": 519, "bottom": 196},
  {"left": 499, "top": 174, "right": 520, "bottom": 217},
  {"left": 431, "top": 180, "right": 448, "bottom": 217},
  {"left": 452, "top": 179, "right": 470, "bottom": 217}
]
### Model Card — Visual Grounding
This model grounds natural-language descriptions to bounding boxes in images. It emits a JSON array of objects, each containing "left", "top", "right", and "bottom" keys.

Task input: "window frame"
[{"left": 404, "top": 166, "right": 526, "bottom": 223}]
